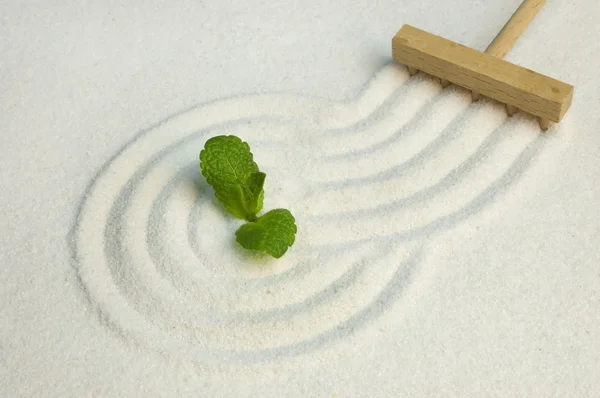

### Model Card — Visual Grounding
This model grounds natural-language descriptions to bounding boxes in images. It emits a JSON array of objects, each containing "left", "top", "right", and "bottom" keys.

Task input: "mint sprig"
[{"left": 199, "top": 135, "right": 296, "bottom": 258}]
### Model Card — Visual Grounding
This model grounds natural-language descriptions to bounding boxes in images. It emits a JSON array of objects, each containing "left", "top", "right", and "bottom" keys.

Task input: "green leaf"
[
  {"left": 199, "top": 135, "right": 265, "bottom": 220},
  {"left": 235, "top": 209, "right": 297, "bottom": 258}
]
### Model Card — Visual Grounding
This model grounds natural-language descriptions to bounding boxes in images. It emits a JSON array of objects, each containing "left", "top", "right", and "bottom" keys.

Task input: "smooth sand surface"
[{"left": 2, "top": 0, "right": 599, "bottom": 396}]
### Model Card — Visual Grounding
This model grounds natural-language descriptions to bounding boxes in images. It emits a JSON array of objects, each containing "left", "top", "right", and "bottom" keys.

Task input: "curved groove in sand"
[
  {"left": 308, "top": 130, "right": 548, "bottom": 250},
  {"left": 70, "top": 62, "right": 554, "bottom": 364},
  {"left": 309, "top": 114, "right": 534, "bottom": 217}
]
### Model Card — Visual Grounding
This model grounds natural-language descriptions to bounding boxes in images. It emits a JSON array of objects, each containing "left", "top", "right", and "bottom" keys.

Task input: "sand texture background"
[{"left": 2, "top": 0, "right": 599, "bottom": 396}]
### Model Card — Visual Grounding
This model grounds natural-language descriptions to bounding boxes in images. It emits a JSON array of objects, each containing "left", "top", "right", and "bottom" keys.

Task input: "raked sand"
[{"left": 2, "top": 0, "right": 599, "bottom": 396}]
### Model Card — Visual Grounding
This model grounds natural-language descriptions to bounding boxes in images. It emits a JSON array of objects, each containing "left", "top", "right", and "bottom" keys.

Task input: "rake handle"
[{"left": 485, "top": 0, "right": 547, "bottom": 59}]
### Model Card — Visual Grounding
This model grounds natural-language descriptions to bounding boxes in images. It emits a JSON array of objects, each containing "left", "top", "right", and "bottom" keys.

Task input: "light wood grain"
[
  {"left": 539, "top": 118, "right": 551, "bottom": 130},
  {"left": 471, "top": 0, "right": 546, "bottom": 107},
  {"left": 506, "top": 104, "right": 518, "bottom": 116},
  {"left": 392, "top": 24, "right": 573, "bottom": 122},
  {"left": 485, "top": 0, "right": 547, "bottom": 58}
]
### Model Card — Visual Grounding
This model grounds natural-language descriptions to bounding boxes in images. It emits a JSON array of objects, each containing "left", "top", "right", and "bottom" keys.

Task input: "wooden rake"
[{"left": 391, "top": 0, "right": 573, "bottom": 130}]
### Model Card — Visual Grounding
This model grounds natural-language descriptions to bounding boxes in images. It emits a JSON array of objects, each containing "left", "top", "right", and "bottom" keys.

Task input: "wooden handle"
[{"left": 485, "top": 0, "right": 547, "bottom": 58}]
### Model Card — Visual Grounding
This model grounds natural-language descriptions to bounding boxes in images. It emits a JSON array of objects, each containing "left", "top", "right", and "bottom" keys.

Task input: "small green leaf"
[
  {"left": 235, "top": 209, "right": 297, "bottom": 258},
  {"left": 199, "top": 135, "right": 265, "bottom": 220}
]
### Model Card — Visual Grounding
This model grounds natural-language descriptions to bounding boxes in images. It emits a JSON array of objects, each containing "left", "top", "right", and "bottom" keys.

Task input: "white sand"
[{"left": 2, "top": 0, "right": 599, "bottom": 396}]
